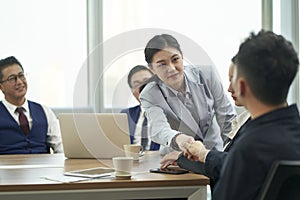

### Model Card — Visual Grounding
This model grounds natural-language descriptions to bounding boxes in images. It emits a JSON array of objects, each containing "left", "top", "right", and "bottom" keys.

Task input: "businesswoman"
[{"left": 139, "top": 34, "right": 236, "bottom": 153}]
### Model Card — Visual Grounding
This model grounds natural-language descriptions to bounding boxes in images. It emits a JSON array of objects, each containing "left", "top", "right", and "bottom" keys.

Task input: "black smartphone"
[{"left": 149, "top": 167, "right": 189, "bottom": 174}]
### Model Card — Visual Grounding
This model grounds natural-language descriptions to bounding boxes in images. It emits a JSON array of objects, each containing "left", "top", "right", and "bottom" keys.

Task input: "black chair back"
[{"left": 258, "top": 160, "right": 300, "bottom": 200}]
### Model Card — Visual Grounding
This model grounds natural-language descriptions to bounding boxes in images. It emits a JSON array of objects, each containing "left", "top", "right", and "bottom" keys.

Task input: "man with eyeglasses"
[
  {"left": 121, "top": 65, "right": 160, "bottom": 151},
  {"left": 0, "top": 56, "right": 63, "bottom": 154}
]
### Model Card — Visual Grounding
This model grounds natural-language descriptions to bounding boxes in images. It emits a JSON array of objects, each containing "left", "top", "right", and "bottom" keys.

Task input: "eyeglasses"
[{"left": 0, "top": 73, "right": 26, "bottom": 84}]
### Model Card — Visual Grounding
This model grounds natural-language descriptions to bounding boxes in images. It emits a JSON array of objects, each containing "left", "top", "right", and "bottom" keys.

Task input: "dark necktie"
[
  {"left": 141, "top": 114, "right": 148, "bottom": 149},
  {"left": 16, "top": 107, "right": 30, "bottom": 134}
]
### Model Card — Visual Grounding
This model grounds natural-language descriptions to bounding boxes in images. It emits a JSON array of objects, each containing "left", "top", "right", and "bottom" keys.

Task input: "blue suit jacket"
[{"left": 121, "top": 105, "right": 160, "bottom": 151}]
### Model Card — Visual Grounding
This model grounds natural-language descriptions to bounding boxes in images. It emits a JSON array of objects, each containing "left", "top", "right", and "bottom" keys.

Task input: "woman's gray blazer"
[{"left": 140, "top": 65, "right": 236, "bottom": 151}]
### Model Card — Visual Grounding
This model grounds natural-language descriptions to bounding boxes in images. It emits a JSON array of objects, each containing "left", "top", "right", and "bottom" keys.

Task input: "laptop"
[{"left": 58, "top": 113, "right": 131, "bottom": 159}]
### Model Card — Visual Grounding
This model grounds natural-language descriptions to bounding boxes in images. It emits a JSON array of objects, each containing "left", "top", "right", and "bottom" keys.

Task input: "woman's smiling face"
[{"left": 150, "top": 47, "right": 184, "bottom": 91}]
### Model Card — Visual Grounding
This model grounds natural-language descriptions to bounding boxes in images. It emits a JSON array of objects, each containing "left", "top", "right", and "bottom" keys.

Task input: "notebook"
[{"left": 58, "top": 113, "right": 130, "bottom": 159}]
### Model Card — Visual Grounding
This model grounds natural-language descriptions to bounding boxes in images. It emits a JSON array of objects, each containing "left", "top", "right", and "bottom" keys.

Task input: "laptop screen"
[{"left": 58, "top": 113, "right": 130, "bottom": 159}]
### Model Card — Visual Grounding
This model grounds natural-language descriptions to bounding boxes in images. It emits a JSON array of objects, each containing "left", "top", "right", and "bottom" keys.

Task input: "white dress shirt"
[
  {"left": 2, "top": 99, "right": 63, "bottom": 153},
  {"left": 223, "top": 110, "right": 250, "bottom": 150}
]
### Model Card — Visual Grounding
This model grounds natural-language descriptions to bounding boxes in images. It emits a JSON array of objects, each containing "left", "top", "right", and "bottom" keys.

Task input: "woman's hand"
[
  {"left": 183, "top": 141, "right": 209, "bottom": 163},
  {"left": 175, "top": 134, "right": 195, "bottom": 151}
]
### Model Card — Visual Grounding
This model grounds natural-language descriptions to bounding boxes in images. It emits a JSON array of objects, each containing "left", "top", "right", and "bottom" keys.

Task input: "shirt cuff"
[{"left": 170, "top": 133, "right": 182, "bottom": 151}]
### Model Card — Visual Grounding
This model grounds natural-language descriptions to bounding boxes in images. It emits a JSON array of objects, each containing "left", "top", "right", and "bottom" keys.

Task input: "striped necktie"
[{"left": 141, "top": 114, "right": 148, "bottom": 149}]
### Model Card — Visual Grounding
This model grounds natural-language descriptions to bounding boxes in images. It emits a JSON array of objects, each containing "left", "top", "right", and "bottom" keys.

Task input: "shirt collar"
[
  {"left": 166, "top": 75, "right": 191, "bottom": 98},
  {"left": 2, "top": 98, "right": 29, "bottom": 113}
]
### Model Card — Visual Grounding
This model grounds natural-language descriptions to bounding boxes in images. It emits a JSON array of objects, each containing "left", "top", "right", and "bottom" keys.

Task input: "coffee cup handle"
[{"left": 139, "top": 146, "right": 144, "bottom": 157}]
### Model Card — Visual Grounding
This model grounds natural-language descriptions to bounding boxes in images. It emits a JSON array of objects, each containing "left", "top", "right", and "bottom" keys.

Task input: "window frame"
[{"left": 86, "top": 0, "right": 300, "bottom": 113}]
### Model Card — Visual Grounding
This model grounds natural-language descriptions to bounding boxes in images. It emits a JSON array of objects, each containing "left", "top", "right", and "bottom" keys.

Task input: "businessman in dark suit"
[
  {"left": 182, "top": 30, "right": 300, "bottom": 200},
  {"left": 121, "top": 65, "right": 160, "bottom": 151}
]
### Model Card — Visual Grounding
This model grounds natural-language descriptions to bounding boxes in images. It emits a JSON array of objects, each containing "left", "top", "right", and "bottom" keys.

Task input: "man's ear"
[
  {"left": 236, "top": 78, "right": 247, "bottom": 97},
  {"left": 235, "top": 78, "right": 247, "bottom": 97}
]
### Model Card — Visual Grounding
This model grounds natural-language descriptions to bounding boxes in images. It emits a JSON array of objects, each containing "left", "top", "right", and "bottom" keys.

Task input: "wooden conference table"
[{"left": 0, "top": 151, "right": 209, "bottom": 200}]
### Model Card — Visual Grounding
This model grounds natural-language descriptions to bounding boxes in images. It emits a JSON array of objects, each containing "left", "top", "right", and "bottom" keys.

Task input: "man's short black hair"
[
  {"left": 0, "top": 56, "right": 23, "bottom": 81},
  {"left": 127, "top": 65, "right": 153, "bottom": 88},
  {"left": 236, "top": 30, "right": 299, "bottom": 105}
]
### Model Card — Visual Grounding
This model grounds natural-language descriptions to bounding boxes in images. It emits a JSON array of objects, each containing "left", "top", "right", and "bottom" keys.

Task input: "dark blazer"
[
  {"left": 179, "top": 105, "right": 300, "bottom": 199},
  {"left": 121, "top": 105, "right": 160, "bottom": 151},
  {"left": 213, "top": 105, "right": 300, "bottom": 200}
]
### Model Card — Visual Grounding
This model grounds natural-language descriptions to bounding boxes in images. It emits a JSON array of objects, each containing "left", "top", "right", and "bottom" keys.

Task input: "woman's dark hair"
[{"left": 144, "top": 34, "right": 183, "bottom": 64}]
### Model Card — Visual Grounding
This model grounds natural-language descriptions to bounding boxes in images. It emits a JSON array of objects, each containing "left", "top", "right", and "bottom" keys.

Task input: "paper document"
[{"left": 41, "top": 175, "right": 92, "bottom": 183}]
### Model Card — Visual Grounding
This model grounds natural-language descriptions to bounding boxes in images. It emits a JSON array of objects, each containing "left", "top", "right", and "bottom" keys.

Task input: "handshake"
[
  {"left": 160, "top": 134, "right": 209, "bottom": 169},
  {"left": 176, "top": 134, "right": 209, "bottom": 163}
]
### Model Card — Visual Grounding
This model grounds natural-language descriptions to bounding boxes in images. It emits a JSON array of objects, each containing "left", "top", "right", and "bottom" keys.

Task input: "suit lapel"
[
  {"left": 188, "top": 80, "right": 212, "bottom": 135},
  {"left": 160, "top": 83, "right": 203, "bottom": 140}
]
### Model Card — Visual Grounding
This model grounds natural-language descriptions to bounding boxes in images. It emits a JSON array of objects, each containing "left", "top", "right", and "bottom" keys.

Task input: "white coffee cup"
[
  {"left": 112, "top": 157, "right": 133, "bottom": 179},
  {"left": 123, "top": 144, "right": 144, "bottom": 160}
]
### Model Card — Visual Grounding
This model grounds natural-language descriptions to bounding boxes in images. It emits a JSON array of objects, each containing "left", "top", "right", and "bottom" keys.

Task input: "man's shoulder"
[
  {"left": 27, "top": 100, "right": 41, "bottom": 105},
  {"left": 27, "top": 100, "right": 54, "bottom": 117},
  {"left": 27, "top": 100, "right": 42, "bottom": 107}
]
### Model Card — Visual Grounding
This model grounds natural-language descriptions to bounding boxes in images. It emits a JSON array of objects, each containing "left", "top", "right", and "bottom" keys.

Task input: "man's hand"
[
  {"left": 160, "top": 151, "right": 181, "bottom": 169},
  {"left": 183, "top": 141, "right": 209, "bottom": 163},
  {"left": 175, "top": 134, "right": 195, "bottom": 151}
]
